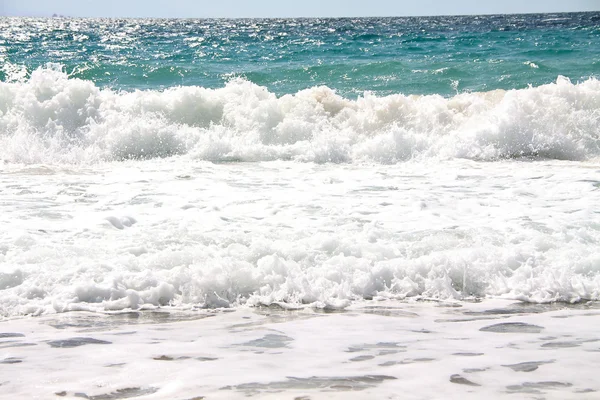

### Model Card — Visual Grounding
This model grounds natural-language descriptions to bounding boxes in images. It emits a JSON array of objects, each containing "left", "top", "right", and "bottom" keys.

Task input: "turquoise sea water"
[{"left": 2, "top": 12, "right": 599, "bottom": 97}]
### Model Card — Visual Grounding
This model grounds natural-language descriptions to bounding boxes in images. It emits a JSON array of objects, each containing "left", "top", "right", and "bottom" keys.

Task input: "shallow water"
[{"left": 1, "top": 299, "right": 599, "bottom": 399}]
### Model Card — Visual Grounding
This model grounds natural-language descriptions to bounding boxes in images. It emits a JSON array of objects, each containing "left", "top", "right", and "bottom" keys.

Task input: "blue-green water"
[{"left": 2, "top": 13, "right": 599, "bottom": 96}]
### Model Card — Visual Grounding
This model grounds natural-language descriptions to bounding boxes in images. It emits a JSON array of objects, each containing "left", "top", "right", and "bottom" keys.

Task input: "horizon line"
[{"left": 1, "top": 9, "right": 599, "bottom": 19}]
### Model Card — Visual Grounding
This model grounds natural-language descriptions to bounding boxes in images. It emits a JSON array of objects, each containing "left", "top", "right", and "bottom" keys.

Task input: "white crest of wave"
[{"left": 1, "top": 65, "right": 599, "bottom": 164}]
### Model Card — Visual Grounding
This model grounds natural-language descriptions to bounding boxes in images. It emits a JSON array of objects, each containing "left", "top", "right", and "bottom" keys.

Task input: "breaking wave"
[{"left": 1, "top": 65, "right": 599, "bottom": 164}]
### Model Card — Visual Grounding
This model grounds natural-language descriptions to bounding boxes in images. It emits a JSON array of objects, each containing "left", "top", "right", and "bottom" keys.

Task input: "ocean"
[{"left": 1, "top": 12, "right": 599, "bottom": 399}]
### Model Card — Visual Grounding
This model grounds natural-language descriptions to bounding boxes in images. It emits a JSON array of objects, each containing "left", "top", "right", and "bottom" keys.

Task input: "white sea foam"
[
  {"left": 0, "top": 159, "right": 598, "bottom": 317},
  {"left": 1, "top": 65, "right": 599, "bottom": 165}
]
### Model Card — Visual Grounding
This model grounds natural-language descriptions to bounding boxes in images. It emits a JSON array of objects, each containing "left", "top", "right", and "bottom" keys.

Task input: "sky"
[{"left": 1, "top": 0, "right": 599, "bottom": 18}]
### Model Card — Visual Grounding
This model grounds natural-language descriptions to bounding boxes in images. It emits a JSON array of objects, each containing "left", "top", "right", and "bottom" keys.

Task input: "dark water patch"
[
  {"left": 450, "top": 375, "right": 480, "bottom": 386},
  {"left": 407, "top": 358, "right": 435, "bottom": 364},
  {"left": 464, "top": 303, "right": 574, "bottom": 317},
  {"left": 357, "top": 307, "right": 419, "bottom": 318},
  {"left": 553, "top": 311, "right": 600, "bottom": 320},
  {"left": 576, "top": 389, "right": 597, "bottom": 393},
  {"left": 347, "top": 342, "right": 406, "bottom": 353},
  {"left": 47, "top": 310, "right": 214, "bottom": 331},
  {"left": 453, "top": 352, "right": 484, "bottom": 357},
  {"left": 502, "top": 360, "right": 554, "bottom": 372},
  {"left": 380, "top": 358, "right": 435, "bottom": 367},
  {"left": 378, "top": 349, "right": 404, "bottom": 356},
  {"left": 541, "top": 341, "right": 580, "bottom": 348},
  {"left": 435, "top": 317, "right": 505, "bottom": 323},
  {"left": 480, "top": 322, "right": 544, "bottom": 333},
  {"left": 379, "top": 361, "right": 399, "bottom": 367},
  {"left": 505, "top": 385, "right": 541, "bottom": 394},
  {"left": 241, "top": 334, "right": 293, "bottom": 349},
  {"left": 0, "top": 357, "right": 22, "bottom": 364},
  {"left": 48, "top": 337, "right": 112, "bottom": 348},
  {"left": 350, "top": 355, "right": 375, "bottom": 362},
  {"left": 104, "top": 363, "right": 126, "bottom": 368},
  {"left": 73, "top": 387, "right": 158, "bottom": 399},
  {"left": 197, "top": 357, "right": 218, "bottom": 362},
  {"left": 0, "top": 342, "right": 37, "bottom": 349},
  {"left": 0, "top": 333, "right": 25, "bottom": 338},
  {"left": 506, "top": 381, "right": 572, "bottom": 393},
  {"left": 222, "top": 375, "right": 396, "bottom": 394},
  {"left": 544, "top": 301, "right": 600, "bottom": 311},
  {"left": 153, "top": 355, "right": 192, "bottom": 361},
  {"left": 463, "top": 368, "right": 488, "bottom": 373},
  {"left": 435, "top": 301, "right": 464, "bottom": 308},
  {"left": 153, "top": 355, "right": 175, "bottom": 361}
]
